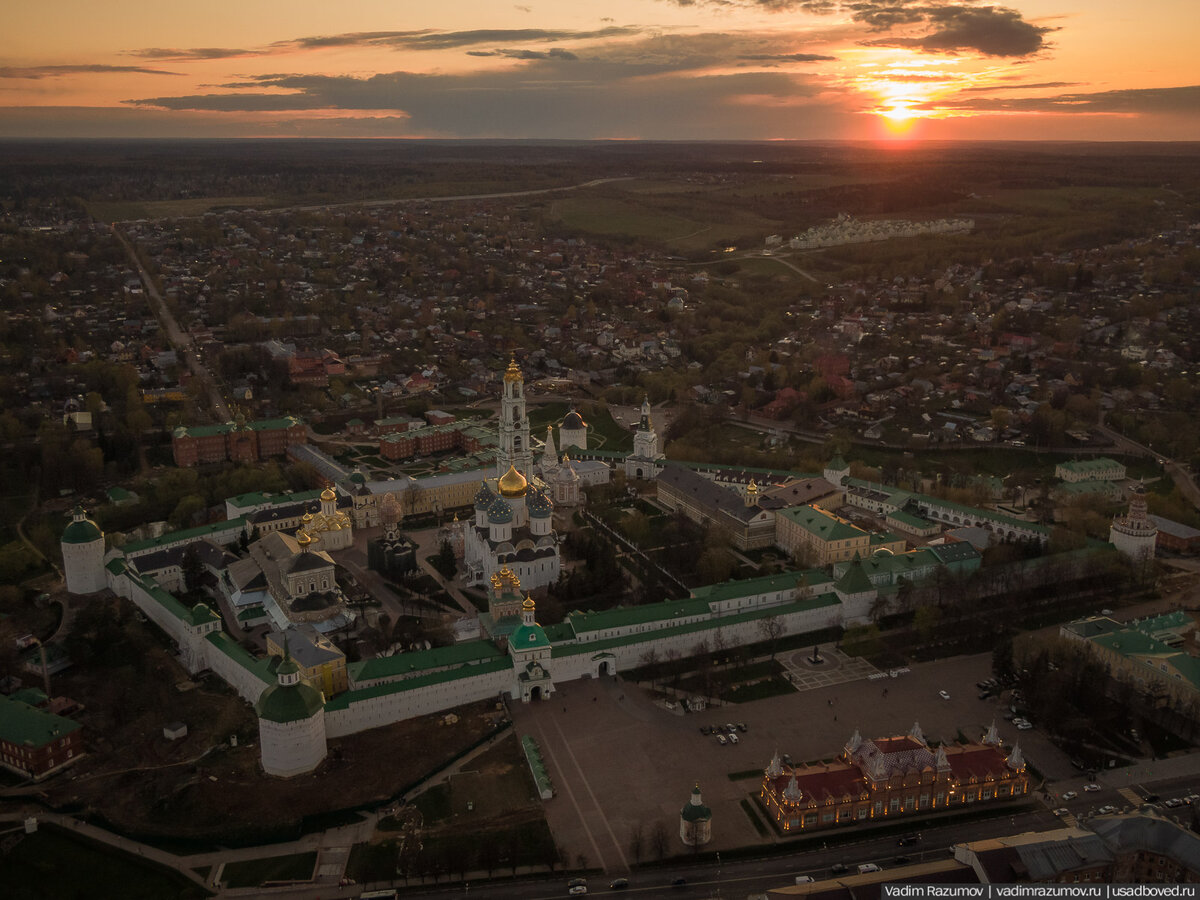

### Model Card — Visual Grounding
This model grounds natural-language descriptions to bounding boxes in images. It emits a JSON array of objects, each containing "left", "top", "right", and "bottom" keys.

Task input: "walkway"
[{"left": 778, "top": 645, "right": 883, "bottom": 690}]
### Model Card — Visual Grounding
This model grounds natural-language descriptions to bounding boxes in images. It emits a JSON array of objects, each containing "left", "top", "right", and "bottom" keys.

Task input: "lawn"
[
  {"left": 220, "top": 851, "right": 317, "bottom": 888},
  {"left": 0, "top": 825, "right": 210, "bottom": 900},
  {"left": 549, "top": 196, "right": 701, "bottom": 242}
]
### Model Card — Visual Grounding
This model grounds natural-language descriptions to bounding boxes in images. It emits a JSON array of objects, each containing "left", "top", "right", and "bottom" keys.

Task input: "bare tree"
[
  {"left": 628, "top": 823, "right": 645, "bottom": 863},
  {"left": 650, "top": 821, "right": 670, "bottom": 860},
  {"left": 757, "top": 613, "right": 787, "bottom": 660}
]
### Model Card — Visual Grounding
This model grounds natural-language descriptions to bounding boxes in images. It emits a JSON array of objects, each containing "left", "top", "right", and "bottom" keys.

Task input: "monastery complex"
[{"left": 56, "top": 359, "right": 1152, "bottom": 778}]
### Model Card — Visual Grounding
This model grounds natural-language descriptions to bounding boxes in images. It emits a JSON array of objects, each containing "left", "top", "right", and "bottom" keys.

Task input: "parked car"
[
  {"left": 671, "top": 877, "right": 687, "bottom": 886},
  {"left": 610, "top": 877, "right": 629, "bottom": 890},
  {"left": 568, "top": 878, "right": 588, "bottom": 889},
  {"left": 893, "top": 855, "right": 911, "bottom": 865},
  {"left": 700, "top": 726, "right": 710, "bottom": 735},
  {"left": 716, "top": 734, "right": 727, "bottom": 745},
  {"left": 1062, "top": 791, "right": 1078, "bottom": 801},
  {"left": 939, "top": 690, "right": 951, "bottom": 700},
  {"left": 569, "top": 886, "right": 588, "bottom": 897},
  {"left": 830, "top": 863, "right": 849, "bottom": 875},
  {"left": 728, "top": 733, "right": 739, "bottom": 745},
  {"left": 1165, "top": 798, "right": 1184, "bottom": 808},
  {"left": 1084, "top": 783, "right": 1102, "bottom": 792},
  {"left": 795, "top": 876, "right": 815, "bottom": 884},
  {"left": 1098, "top": 805, "right": 1118, "bottom": 814},
  {"left": 737, "top": 722, "right": 748, "bottom": 732},
  {"left": 858, "top": 863, "right": 883, "bottom": 875}
]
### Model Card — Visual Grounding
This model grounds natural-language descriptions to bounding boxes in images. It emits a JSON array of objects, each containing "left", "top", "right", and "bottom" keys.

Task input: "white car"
[
  {"left": 716, "top": 734, "right": 727, "bottom": 745},
  {"left": 1084, "top": 783, "right": 1101, "bottom": 792},
  {"left": 728, "top": 733, "right": 739, "bottom": 745},
  {"left": 1053, "top": 807, "right": 1069, "bottom": 816},
  {"left": 939, "top": 690, "right": 951, "bottom": 700},
  {"left": 1097, "top": 805, "right": 1118, "bottom": 814},
  {"left": 1062, "top": 791, "right": 1078, "bottom": 801}
]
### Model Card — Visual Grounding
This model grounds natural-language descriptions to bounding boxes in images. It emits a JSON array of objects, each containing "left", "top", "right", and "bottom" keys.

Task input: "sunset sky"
[{"left": 3, "top": 0, "right": 1198, "bottom": 141}]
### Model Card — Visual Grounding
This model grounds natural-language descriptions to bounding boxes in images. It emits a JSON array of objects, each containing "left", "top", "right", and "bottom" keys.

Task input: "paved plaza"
[{"left": 511, "top": 652, "right": 1043, "bottom": 875}]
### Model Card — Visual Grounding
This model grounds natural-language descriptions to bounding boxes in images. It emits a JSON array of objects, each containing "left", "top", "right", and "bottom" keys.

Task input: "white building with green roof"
[{"left": 1056, "top": 457, "right": 1126, "bottom": 484}]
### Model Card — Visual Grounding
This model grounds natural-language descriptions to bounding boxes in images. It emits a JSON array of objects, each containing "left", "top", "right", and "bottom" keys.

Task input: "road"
[{"left": 110, "top": 225, "right": 231, "bottom": 422}]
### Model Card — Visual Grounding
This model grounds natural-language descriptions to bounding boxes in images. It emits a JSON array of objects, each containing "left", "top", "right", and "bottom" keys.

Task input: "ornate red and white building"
[{"left": 759, "top": 722, "right": 1028, "bottom": 833}]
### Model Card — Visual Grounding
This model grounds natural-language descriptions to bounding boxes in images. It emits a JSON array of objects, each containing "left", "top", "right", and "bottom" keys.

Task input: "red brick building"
[
  {"left": 759, "top": 724, "right": 1028, "bottom": 833},
  {"left": 172, "top": 415, "right": 307, "bottom": 466},
  {"left": 379, "top": 423, "right": 486, "bottom": 461},
  {"left": 287, "top": 349, "right": 344, "bottom": 386},
  {"left": 0, "top": 694, "right": 85, "bottom": 780}
]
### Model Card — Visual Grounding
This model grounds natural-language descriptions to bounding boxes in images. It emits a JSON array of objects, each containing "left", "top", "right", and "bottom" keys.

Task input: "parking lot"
[{"left": 512, "top": 651, "right": 1058, "bottom": 874}]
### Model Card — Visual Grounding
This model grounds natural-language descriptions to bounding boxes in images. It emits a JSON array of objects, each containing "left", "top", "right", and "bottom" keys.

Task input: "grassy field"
[
  {"left": 220, "top": 852, "right": 317, "bottom": 888},
  {"left": 549, "top": 196, "right": 701, "bottom": 241},
  {"left": 88, "top": 196, "right": 278, "bottom": 221},
  {"left": 0, "top": 826, "right": 210, "bottom": 900}
]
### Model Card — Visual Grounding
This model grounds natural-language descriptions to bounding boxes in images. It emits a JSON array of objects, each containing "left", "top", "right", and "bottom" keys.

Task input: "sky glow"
[{"left": 2, "top": 0, "right": 1198, "bottom": 140}]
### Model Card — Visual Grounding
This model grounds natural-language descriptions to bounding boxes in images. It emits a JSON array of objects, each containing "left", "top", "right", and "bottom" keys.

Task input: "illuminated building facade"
[{"left": 759, "top": 722, "right": 1028, "bottom": 833}]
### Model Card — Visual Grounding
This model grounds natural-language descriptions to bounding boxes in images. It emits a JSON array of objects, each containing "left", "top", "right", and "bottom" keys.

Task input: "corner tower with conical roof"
[
  {"left": 61, "top": 506, "right": 106, "bottom": 595},
  {"left": 256, "top": 647, "right": 328, "bottom": 777},
  {"left": 1110, "top": 481, "right": 1157, "bottom": 566}
]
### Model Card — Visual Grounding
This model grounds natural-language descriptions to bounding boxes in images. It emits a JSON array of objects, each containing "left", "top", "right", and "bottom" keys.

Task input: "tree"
[
  {"left": 913, "top": 604, "right": 941, "bottom": 643},
  {"left": 168, "top": 493, "right": 206, "bottom": 531},
  {"left": 992, "top": 632, "right": 1015, "bottom": 683},
  {"left": 757, "top": 614, "right": 786, "bottom": 660},
  {"left": 628, "top": 823, "right": 645, "bottom": 863},
  {"left": 650, "top": 821, "right": 670, "bottom": 860},
  {"left": 434, "top": 539, "right": 457, "bottom": 579},
  {"left": 181, "top": 544, "right": 205, "bottom": 597}
]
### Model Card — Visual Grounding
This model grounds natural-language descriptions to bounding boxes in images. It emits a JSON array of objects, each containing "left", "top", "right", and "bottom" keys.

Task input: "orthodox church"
[{"left": 462, "top": 357, "right": 561, "bottom": 590}]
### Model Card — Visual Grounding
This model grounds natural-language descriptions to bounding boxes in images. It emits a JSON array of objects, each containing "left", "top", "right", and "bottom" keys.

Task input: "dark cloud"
[
  {"left": 130, "top": 48, "right": 254, "bottom": 60},
  {"left": 466, "top": 48, "right": 580, "bottom": 61},
  {"left": 124, "top": 92, "right": 330, "bottom": 112},
  {"left": 280, "top": 26, "right": 639, "bottom": 52},
  {"left": 127, "top": 27, "right": 641, "bottom": 62},
  {"left": 860, "top": 6, "right": 1056, "bottom": 57},
  {"left": 961, "top": 80, "right": 1081, "bottom": 92},
  {"left": 123, "top": 66, "right": 848, "bottom": 139},
  {"left": 737, "top": 52, "right": 837, "bottom": 62},
  {"left": 661, "top": 1, "right": 1053, "bottom": 57},
  {"left": 931, "top": 84, "right": 1200, "bottom": 114},
  {"left": 0, "top": 64, "right": 180, "bottom": 79}
]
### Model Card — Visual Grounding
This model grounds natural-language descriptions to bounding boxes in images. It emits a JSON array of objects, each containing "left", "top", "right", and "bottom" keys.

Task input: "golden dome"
[
  {"left": 493, "top": 566, "right": 521, "bottom": 593},
  {"left": 320, "top": 486, "right": 337, "bottom": 502},
  {"left": 503, "top": 354, "right": 523, "bottom": 384},
  {"left": 295, "top": 530, "right": 315, "bottom": 548},
  {"left": 301, "top": 511, "right": 314, "bottom": 523},
  {"left": 522, "top": 594, "right": 536, "bottom": 611},
  {"left": 498, "top": 465, "right": 528, "bottom": 498}
]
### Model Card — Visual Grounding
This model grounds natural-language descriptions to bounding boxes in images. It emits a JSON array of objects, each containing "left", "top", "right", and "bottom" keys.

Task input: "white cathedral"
[{"left": 461, "top": 356, "right": 562, "bottom": 590}]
